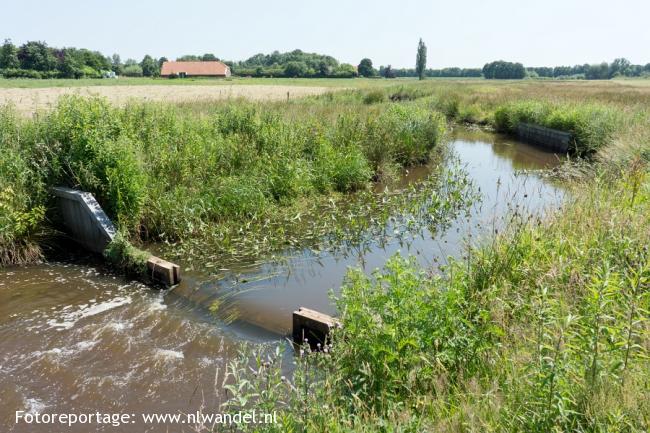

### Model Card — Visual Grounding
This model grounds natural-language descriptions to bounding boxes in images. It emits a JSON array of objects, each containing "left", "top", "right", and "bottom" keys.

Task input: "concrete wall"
[
  {"left": 516, "top": 123, "right": 571, "bottom": 153},
  {"left": 51, "top": 187, "right": 116, "bottom": 254}
]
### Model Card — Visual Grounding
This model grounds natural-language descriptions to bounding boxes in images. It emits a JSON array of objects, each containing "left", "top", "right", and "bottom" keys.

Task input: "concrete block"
[
  {"left": 147, "top": 256, "right": 181, "bottom": 286},
  {"left": 292, "top": 307, "right": 341, "bottom": 348},
  {"left": 517, "top": 123, "right": 571, "bottom": 153},
  {"left": 51, "top": 187, "right": 116, "bottom": 253}
]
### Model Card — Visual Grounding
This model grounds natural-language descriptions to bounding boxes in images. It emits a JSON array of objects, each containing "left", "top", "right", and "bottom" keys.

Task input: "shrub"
[
  {"left": 0, "top": 68, "right": 43, "bottom": 79},
  {"left": 212, "top": 176, "right": 268, "bottom": 218},
  {"left": 362, "top": 89, "right": 387, "bottom": 105},
  {"left": 122, "top": 64, "right": 143, "bottom": 77},
  {"left": 40, "top": 97, "right": 146, "bottom": 229}
]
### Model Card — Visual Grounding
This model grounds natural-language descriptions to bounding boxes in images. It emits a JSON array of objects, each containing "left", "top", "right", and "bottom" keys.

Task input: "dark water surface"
[{"left": 0, "top": 129, "right": 564, "bottom": 432}]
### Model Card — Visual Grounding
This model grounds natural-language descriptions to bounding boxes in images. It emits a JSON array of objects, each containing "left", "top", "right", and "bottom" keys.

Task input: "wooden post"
[{"left": 292, "top": 307, "right": 340, "bottom": 349}]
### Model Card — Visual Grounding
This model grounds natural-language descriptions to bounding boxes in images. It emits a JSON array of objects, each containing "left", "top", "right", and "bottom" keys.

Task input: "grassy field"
[{"left": 1, "top": 78, "right": 649, "bottom": 431}]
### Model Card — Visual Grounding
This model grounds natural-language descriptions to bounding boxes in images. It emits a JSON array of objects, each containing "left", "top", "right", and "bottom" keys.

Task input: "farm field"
[
  {"left": 0, "top": 76, "right": 402, "bottom": 89},
  {"left": 0, "top": 83, "right": 334, "bottom": 115}
]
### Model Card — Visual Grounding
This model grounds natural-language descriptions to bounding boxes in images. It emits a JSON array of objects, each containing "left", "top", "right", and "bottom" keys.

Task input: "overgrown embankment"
[{"left": 0, "top": 94, "right": 447, "bottom": 266}]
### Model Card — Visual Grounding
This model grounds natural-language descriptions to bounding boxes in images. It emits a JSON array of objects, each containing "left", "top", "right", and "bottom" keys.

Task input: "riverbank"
[{"left": 223, "top": 159, "right": 649, "bottom": 433}]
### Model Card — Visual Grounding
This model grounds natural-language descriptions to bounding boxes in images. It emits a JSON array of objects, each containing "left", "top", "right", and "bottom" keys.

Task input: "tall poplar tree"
[{"left": 415, "top": 38, "right": 427, "bottom": 80}]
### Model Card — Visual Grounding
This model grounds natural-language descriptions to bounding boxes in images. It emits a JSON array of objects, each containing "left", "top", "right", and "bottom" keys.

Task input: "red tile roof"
[{"left": 160, "top": 61, "right": 230, "bottom": 76}]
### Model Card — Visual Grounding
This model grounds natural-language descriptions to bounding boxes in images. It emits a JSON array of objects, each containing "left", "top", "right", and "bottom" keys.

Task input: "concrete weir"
[
  {"left": 52, "top": 187, "right": 116, "bottom": 253},
  {"left": 516, "top": 123, "right": 571, "bottom": 153},
  {"left": 52, "top": 187, "right": 180, "bottom": 287}
]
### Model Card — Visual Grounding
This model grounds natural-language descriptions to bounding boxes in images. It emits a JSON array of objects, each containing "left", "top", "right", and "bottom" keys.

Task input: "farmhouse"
[{"left": 160, "top": 61, "right": 231, "bottom": 78}]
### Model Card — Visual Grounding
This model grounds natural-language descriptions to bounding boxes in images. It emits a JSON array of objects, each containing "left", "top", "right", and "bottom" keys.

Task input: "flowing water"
[{"left": 0, "top": 129, "right": 565, "bottom": 432}]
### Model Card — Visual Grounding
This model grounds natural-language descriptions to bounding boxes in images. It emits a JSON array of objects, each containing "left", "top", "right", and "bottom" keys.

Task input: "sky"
[{"left": 3, "top": 0, "right": 650, "bottom": 68}]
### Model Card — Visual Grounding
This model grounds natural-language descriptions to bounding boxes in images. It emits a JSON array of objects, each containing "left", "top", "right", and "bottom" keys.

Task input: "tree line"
[
  {"left": 1, "top": 39, "right": 649, "bottom": 80},
  {"left": 527, "top": 58, "right": 650, "bottom": 79}
]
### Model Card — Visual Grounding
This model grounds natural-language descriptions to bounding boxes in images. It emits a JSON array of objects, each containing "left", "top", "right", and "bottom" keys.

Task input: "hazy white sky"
[{"left": 3, "top": 0, "right": 649, "bottom": 68}]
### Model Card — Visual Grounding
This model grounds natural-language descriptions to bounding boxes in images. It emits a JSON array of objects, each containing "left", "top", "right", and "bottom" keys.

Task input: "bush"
[
  {"left": 362, "top": 89, "right": 387, "bottom": 105},
  {"left": 0, "top": 68, "right": 43, "bottom": 79},
  {"left": 122, "top": 64, "right": 143, "bottom": 77}
]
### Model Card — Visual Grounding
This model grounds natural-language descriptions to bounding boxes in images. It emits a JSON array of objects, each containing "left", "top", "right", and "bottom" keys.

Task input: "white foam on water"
[
  {"left": 154, "top": 349, "right": 184, "bottom": 360},
  {"left": 24, "top": 397, "right": 47, "bottom": 414},
  {"left": 148, "top": 297, "right": 167, "bottom": 312},
  {"left": 107, "top": 321, "right": 132, "bottom": 331},
  {"left": 46, "top": 296, "right": 132, "bottom": 331},
  {"left": 75, "top": 340, "right": 98, "bottom": 351}
]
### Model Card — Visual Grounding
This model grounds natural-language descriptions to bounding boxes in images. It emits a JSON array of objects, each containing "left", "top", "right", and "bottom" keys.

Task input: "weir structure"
[
  {"left": 52, "top": 187, "right": 180, "bottom": 287},
  {"left": 516, "top": 123, "right": 571, "bottom": 153}
]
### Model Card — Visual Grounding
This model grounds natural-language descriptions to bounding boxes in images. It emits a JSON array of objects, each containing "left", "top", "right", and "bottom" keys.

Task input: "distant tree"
[
  {"left": 609, "top": 57, "right": 631, "bottom": 78},
  {"left": 483, "top": 60, "right": 525, "bottom": 79},
  {"left": 357, "top": 58, "right": 376, "bottom": 77},
  {"left": 317, "top": 60, "right": 333, "bottom": 76},
  {"left": 0, "top": 39, "right": 20, "bottom": 69},
  {"left": 284, "top": 61, "right": 308, "bottom": 77},
  {"left": 122, "top": 64, "right": 143, "bottom": 77},
  {"left": 585, "top": 62, "right": 610, "bottom": 80},
  {"left": 201, "top": 53, "right": 219, "bottom": 61},
  {"left": 18, "top": 41, "right": 57, "bottom": 71},
  {"left": 177, "top": 55, "right": 200, "bottom": 61},
  {"left": 124, "top": 58, "right": 138, "bottom": 67},
  {"left": 58, "top": 50, "right": 83, "bottom": 78},
  {"left": 111, "top": 54, "right": 123, "bottom": 75},
  {"left": 158, "top": 57, "right": 168, "bottom": 70},
  {"left": 381, "top": 64, "right": 396, "bottom": 78},
  {"left": 331, "top": 63, "right": 357, "bottom": 78},
  {"left": 141, "top": 55, "right": 158, "bottom": 77},
  {"left": 415, "top": 38, "right": 427, "bottom": 80}
]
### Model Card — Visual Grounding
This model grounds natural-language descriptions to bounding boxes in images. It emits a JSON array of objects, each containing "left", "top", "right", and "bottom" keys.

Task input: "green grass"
[{"left": 493, "top": 100, "right": 622, "bottom": 155}]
